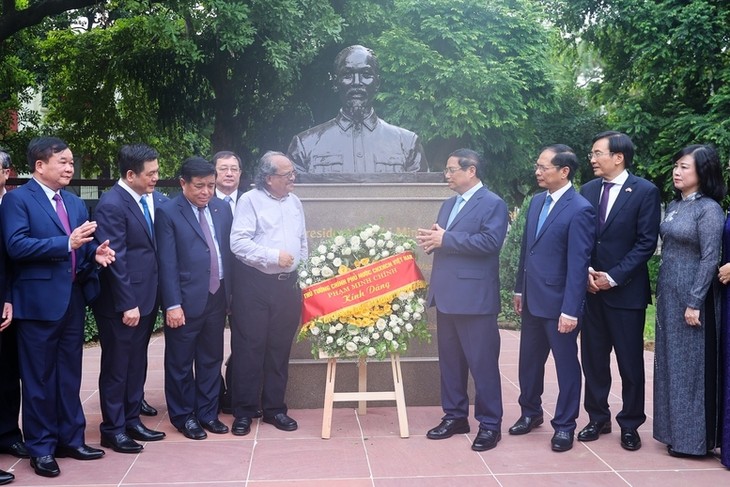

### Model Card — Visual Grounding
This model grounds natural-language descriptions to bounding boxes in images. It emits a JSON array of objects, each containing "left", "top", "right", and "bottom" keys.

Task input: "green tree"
[{"left": 549, "top": 0, "right": 730, "bottom": 199}]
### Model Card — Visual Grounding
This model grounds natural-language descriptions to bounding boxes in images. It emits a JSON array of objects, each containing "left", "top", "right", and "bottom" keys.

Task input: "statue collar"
[{"left": 336, "top": 109, "right": 379, "bottom": 132}]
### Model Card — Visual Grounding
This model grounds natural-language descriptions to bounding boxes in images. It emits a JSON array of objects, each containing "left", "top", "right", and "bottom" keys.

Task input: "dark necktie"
[
  {"left": 599, "top": 182, "right": 615, "bottom": 229},
  {"left": 198, "top": 207, "right": 220, "bottom": 294},
  {"left": 140, "top": 195, "right": 154, "bottom": 236},
  {"left": 536, "top": 194, "right": 552, "bottom": 236},
  {"left": 53, "top": 193, "right": 76, "bottom": 280}
]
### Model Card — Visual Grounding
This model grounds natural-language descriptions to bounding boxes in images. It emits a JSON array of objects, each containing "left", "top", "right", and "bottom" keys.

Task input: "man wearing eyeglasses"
[
  {"left": 417, "top": 149, "right": 508, "bottom": 452},
  {"left": 577, "top": 131, "right": 660, "bottom": 451},
  {"left": 511, "top": 145, "right": 595, "bottom": 452},
  {"left": 228, "top": 151, "right": 307, "bottom": 436},
  {"left": 213, "top": 151, "right": 246, "bottom": 214}
]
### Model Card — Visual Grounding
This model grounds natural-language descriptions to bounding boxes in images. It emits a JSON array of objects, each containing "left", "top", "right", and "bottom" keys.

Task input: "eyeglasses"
[
  {"left": 443, "top": 166, "right": 470, "bottom": 175},
  {"left": 534, "top": 164, "right": 558, "bottom": 173},
  {"left": 587, "top": 151, "right": 614, "bottom": 161},
  {"left": 272, "top": 170, "right": 297, "bottom": 179}
]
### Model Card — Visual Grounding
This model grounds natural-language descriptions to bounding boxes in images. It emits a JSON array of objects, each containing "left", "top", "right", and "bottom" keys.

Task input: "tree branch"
[{"left": 0, "top": 0, "right": 104, "bottom": 43}]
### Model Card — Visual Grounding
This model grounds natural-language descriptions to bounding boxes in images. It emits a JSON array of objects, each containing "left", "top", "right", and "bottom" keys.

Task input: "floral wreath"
[{"left": 297, "top": 224, "right": 431, "bottom": 360}]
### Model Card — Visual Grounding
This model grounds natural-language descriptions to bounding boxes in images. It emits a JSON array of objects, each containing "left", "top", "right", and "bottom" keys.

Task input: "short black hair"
[
  {"left": 27, "top": 137, "right": 68, "bottom": 173},
  {"left": 448, "top": 148, "right": 486, "bottom": 180},
  {"left": 593, "top": 131, "right": 635, "bottom": 168},
  {"left": 672, "top": 144, "right": 726, "bottom": 202},
  {"left": 542, "top": 144, "right": 578, "bottom": 180},
  {"left": 117, "top": 144, "right": 158, "bottom": 177},
  {"left": 179, "top": 157, "right": 215, "bottom": 181}
]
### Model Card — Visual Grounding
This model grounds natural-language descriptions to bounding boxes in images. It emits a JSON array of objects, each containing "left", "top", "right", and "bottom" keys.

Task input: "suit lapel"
[
  {"left": 601, "top": 174, "right": 636, "bottom": 233},
  {"left": 210, "top": 203, "right": 225, "bottom": 248},
  {"left": 27, "top": 179, "right": 69, "bottom": 235},
  {"left": 449, "top": 187, "right": 485, "bottom": 229},
  {"left": 178, "top": 197, "right": 207, "bottom": 243},
  {"left": 532, "top": 187, "right": 574, "bottom": 246},
  {"left": 116, "top": 184, "right": 153, "bottom": 243}
]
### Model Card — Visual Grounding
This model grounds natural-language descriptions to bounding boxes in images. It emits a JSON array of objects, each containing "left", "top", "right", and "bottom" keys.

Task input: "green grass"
[{"left": 644, "top": 303, "right": 656, "bottom": 343}]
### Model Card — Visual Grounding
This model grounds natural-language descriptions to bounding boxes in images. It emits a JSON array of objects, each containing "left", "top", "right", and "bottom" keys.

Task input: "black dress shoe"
[
  {"left": 178, "top": 417, "right": 207, "bottom": 440},
  {"left": 667, "top": 445, "right": 708, "bottom": 458},
  {"left": 201, "top": 418, "right": 229, "bottom": 434},
  {"left": 140, "top": 399, "right": 158, "bottom": 417},
  {"left": 620, "top": 428, "right": 641, "bottom": 451},
  {"left": 508, "top": 415, "right": 544, "bottom": 435},
  {"left": 0, "top": 440, "right": 29, "bottom": 458},
  {"left": 426, "top": 418, "right": 470, "bottom": 439},
  {"left": 0, "top": 469, "right": 14, "bottom": 485},
  {"left": 551, "top": 430, "right": 574, "bottom": 452},
  {"left": 471, "top": 428, "right": 501, "bottom": 452},
  {"left": 30, "top": 455, "right": 60, "bottom": 477},
  {"left": 127, "top": 423, "right": 166, "bottom": 442},
  {"left": 253, "top": 409, "right": 263, "bottom": 419},
  {"left": 263, "top": 413, "right": 298, "bottom": 432},
  {"left": 55, "top": 444, "right": 105, "bottom": 460},
  {"left": 101, "top": 433, "right": 143, "bottom": 454},
  {"left": 577, "top": 421, "right": 612, "bottom": 442},
  {"left": 232, "top": 417, "right": 252, "bottom": 436}
]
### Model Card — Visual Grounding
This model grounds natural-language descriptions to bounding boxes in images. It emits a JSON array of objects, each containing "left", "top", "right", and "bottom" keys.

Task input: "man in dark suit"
[
  {"left": 511, "top": 144, "right": 595, "bottom": 452},
  {"left": 577, "top": 131, "right": 660, "bottom": 451},
  {"left": 213, "top": 151, "right": 246, "bottom": 214},
  {"left": 0, "top": 150, "right": 27, "bottom": 471},
  {"left": 0, "top": 150, "right": 16, "bottom": 484},
  {"left": 417, "top": 149, "right": 508, "bottom": 452},
  {"left": 156, "top": 157, "right": 233, "bottom": 440},
  {"left": 0, "top": 137, "right": 115, "bottom": 477},
  {"left": 92, "top": 144, "right": 168, "bottom": 453}
]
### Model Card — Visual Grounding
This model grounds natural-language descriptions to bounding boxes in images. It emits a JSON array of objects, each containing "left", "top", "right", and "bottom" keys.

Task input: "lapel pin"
[{"left": 625, "top": 187, "right": 632, "bottom": 192}]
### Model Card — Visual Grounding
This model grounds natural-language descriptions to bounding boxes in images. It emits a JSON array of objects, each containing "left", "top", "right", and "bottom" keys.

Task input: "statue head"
[{"left": 332, "top": 45, "right": 380, "bottom": 121}]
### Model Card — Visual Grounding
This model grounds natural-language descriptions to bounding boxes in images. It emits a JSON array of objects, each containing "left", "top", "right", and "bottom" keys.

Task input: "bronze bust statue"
[{"left": 288, "top": 45, "right": 428, "bottom": 174}]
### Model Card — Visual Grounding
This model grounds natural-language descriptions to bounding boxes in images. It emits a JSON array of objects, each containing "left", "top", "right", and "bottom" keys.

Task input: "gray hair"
[
  {"left": 254, "top": 151, "right": 289, "bottom": 190},
  {"left": 0, "top": 150, "right": 10, "bottom": 169}
]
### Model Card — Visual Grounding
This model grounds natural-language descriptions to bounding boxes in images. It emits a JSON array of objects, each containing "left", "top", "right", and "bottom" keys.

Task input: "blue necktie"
[
  {"left": 140, "top": 195, "right": 153, "bottom": 236},
  {"left": 446, "top": 195, "right": 464, "bottom": 228},
  {"left": 536, "top": 194, "right": 552, "bottom": 236}
]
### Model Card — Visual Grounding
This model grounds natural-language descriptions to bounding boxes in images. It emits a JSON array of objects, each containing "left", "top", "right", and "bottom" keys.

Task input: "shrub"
[{"left": 499, "top": 198, "right": 529, "bottom": 327}]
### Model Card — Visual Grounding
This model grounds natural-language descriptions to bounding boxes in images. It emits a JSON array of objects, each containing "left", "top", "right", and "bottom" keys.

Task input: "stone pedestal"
[{"left": 285, "top": 177, "right": 476, "bottom": 408}]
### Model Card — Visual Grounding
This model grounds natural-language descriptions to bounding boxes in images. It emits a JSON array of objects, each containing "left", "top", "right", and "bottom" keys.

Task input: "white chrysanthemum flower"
[
  {"left": 395, "top": 245, "right": 404, "bottom": 253},
  {"left": 367, "top": 326, "right": 375, "bottom": 333},
  {"left": 326, "top": 252, "right": 334, "bottom": 260},
  {"left": 299, "top": 282, "right": 307, "bottom": 289},
  {"left": 350, "top": 236, "right": 361, "bottom": 246},
  {"left": 329, "top": 326, "right": 337, "bottom": 334},
  {"left": 372, "top": 332, "right": 380, "bottom": 340},
  {"left": 398, "top": 292, "right": 409, "bottom": 301},
  {"left": 381, "top": 250, "right": 390, "bottom": 257},
  {"left": 402, "top": 311, "right": 411, "bottom": 320},
  {"left": 359, "top": 231, "right": 368, "bottom": 241},
  {"left": 376, "top": 319, "right": 387, "bottom": 331},
  {"left": 391, "top": 303, "right": 400, "bottom": 311},
  {"left": 345, "top": 341, "right": 357, "bottom": 352},
  {"left": 367, "top": 347, "right": 377, "bottom": 357},
  {"left": 386, "top": 240, "right": 395, "bottom": 249},
  {"left": 384, "top": 330, "right": 394, "bottom": 341},
  {"left": 311, "top": 256, "right": 321, "bottom": 266},
  {"left": 369, "top": 249, "right": 377, "bottom": 256},
  {"left": 305, "top": 278, "right": 313, "bottom": 285},
  {"left": 376, "top": 239, "right": 385, "bottom": 248},
  {"left": 383, "top": 231, "right": 392, "bottom": 240},
  {"left": 392, "top": 326, "right": 401, "bottom": 335},
  {"left": 336, "top": 338, "right": 345, "bottom": 346},
  {"left": 332, "top": 257, "right": 342, "bottom": 267},
  {"left": 415, "top": 304, "right": 425, "bottom": 313},
  {"left": 403, "top": 242, "right": 412, "bottom": 250},
  {"left": 365, "top": 238, "right": 376, "bottom": 248},
  {"left": 417, "top": 298, "right": 426, "bottom": 305},
  {"left": 317, "top": 244, "right": 327, "bottom": 254},
  {"left": 348, "top": 327, "right": 359, "bottom": 336},
  {"left": 326, "top": 336, "right": 334, "bottom": 344},
  {"left": 405, "top": 305, "right": 414, "bottom": 313},
  {"left": 353, "top": 336, "right": 360, "bottom": 343},
  {"left": 413, "top": 312, "right": 422, "bottom": 321},
  {"left": 311, "top": 267, "right": 321, "bottom": 277},
  {"left": 372, "top": 225, "right": 380, "bottom": 233},
  {"left": 392, "top": 341, "right": 400, "bottom": 350},
  {"left": 405, "top": 323, "right": 414, "bottom": 332},
  {"left": 360, "top": 336, "right": 370, "bottom": 345},
  {"left": 343, "top": 247, "right": 353, "bottom": 255},
  {"left": 321, "top": 266, "right": 334, "bottom": 278},
  {"left": 334, "top": 235, "right": 346, "bottom": 246},
  {"left": 408, "top": 291, "right": 415, "bottom": 299},
  {"left": 299, "top": 270, "right": 308, "bottom": 278},
  {"left": 335, "top": 322, "right": 344, "bottom": 331},
  {"left": 310, "top": 326, "right": 320, "bottom": 336}
]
